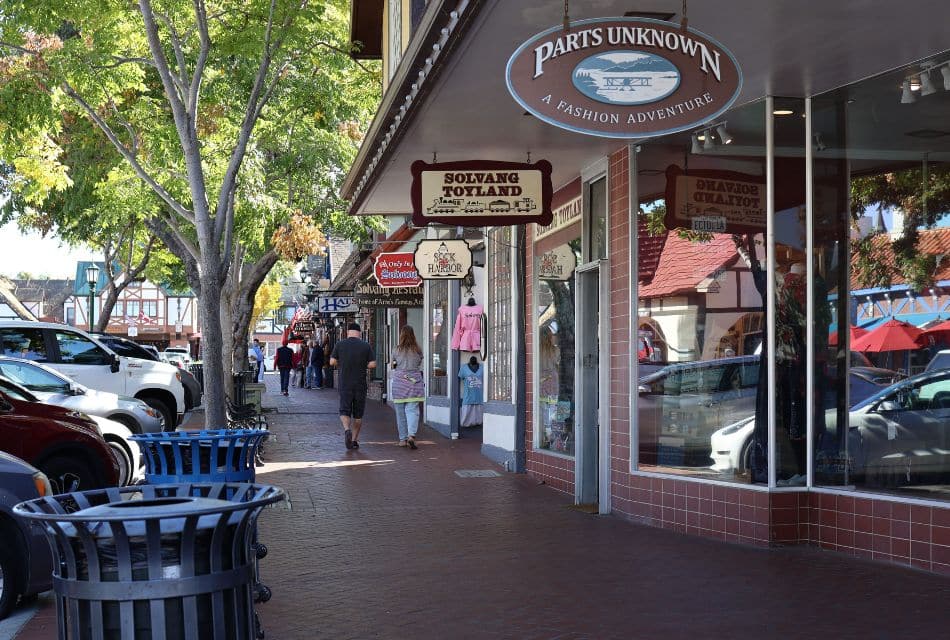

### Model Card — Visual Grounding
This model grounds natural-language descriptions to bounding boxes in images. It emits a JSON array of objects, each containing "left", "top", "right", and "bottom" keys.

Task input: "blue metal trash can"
[
  {"left": 14, "top": 482, "right": 284, "bottom": 640},
  {"left": 129, "top": 430, "right": 268, "bottom": 484}
]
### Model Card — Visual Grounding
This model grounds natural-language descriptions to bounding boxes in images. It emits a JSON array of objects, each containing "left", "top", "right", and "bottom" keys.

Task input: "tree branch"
[
  {"left": 188, "top": 0, "right": 211, "bottom": 120},
  {"left": 313, "top": 41, "right": 375, "bottom": 75},
  {"left": 153, "top": 11, "right": 189, "bottom": 97}
]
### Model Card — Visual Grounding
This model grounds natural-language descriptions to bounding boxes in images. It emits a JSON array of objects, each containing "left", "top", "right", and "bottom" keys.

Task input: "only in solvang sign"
[
  {"left": 506, "top": 18, "right": 742, "bottom": 138},
  {"left": 374, "top": 252, "right": 422, "bottom": 288},
  {"left": 411, "top": 160, "right": 553, "bottom": 227},
  {"left": 414, "top": 240, "right": 473, "bottom": 280}
]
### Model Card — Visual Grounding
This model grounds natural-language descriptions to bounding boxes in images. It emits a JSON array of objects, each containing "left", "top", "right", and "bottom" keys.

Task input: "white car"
[
  {"left": 0, "top": 321, "right": 186, "bottom": 428},
  {"left": 163, "top": 347, "right": 192, "bottom": 367}
]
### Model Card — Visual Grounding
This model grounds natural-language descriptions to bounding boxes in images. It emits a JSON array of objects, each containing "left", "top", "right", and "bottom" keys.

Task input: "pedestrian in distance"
[
  {"left": 308, "top": 338, "right": 324, "bottom": 389},
  {"left": 329, "top": 322, "right": 376, "bottom": 450},
  {"left": 274, "top": 339, "right": 294, "bottom": 396},
  {"left": 391, "top": 325, "right": 424, "bottom": 449},
  {"left": 252, "top": 338, "right": 265, "bottom": 383},
  {"left": 296, "top": 340, "right": 310, "bottom": 387}
]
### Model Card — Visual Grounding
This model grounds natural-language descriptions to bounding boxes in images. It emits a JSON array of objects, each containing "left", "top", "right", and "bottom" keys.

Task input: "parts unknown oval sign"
[{"left": 506, "top": 18, "right": 742, "bottom": 139}]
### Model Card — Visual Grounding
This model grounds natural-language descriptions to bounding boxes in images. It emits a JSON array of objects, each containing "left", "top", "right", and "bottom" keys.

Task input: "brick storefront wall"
[{"left": 519, "top": 147, "right": 950, "bottom": 575}]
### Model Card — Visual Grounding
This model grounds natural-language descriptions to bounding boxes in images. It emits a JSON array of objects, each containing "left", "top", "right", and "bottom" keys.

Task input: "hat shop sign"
[
  {"left": 506, "top": 17, "right": 742, "bottom": 138},
  {"left": 373, "top": 252, "right": 422, "bottom": 288},
  {"left": 413, "top": 240, "right": 473, "bottom": 280}
]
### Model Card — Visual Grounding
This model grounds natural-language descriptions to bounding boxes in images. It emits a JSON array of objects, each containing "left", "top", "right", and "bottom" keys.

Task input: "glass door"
[{"left": 575, "top": 261, "right": 607, "bottom": 509}]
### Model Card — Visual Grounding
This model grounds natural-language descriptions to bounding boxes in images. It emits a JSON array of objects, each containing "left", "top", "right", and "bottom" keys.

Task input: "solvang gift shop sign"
[
  {"left": 414, "top": 240, "right": 473, "bottom": 280},
  {"left": 374, "top": 252, "right": 422, "bottom": 288},
  {"left": 506, "top": 18, "right": 742, "bottom": 138},
  {"left": 411, "top": 160, "right": 553, "bottom": 227}
]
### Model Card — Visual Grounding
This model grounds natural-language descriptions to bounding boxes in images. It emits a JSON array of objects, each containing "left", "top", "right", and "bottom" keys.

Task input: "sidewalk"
[{"left": 10, "top": 372, "right": 950, "bottom": 639}]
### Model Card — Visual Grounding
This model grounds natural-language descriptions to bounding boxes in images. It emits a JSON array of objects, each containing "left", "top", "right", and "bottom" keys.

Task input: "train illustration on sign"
[{"left": 428, "top": 196, "right": 536, "bottom": 215}]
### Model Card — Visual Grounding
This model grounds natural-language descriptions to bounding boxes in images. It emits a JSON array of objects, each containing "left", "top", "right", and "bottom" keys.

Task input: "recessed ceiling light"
[{"left": 773, "top": 109, "right": 794, "bottom": 115}]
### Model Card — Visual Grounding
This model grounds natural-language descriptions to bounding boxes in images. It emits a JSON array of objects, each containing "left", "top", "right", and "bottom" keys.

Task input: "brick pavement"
[{"left": 10, "top": 372, "right": 950, "bottom": 639}]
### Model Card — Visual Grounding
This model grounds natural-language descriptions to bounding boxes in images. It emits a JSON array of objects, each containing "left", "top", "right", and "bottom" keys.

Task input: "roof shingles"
[{"left": 639, "top": 233, "right": 740, "bottom": 298}]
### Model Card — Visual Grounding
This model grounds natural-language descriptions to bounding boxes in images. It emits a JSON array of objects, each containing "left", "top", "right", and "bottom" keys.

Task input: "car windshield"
[
  {"left": 102, "top": 337, "right": 159, "bottom": 361},
  {"left": 926, "top": 353, "right": 950, "bottom": 372},
  {"left": 851, "top": 370, "right": 950, "bottom": 411},
  {"left": 0, "top": 360, "right": 70, "bottom": 393}
]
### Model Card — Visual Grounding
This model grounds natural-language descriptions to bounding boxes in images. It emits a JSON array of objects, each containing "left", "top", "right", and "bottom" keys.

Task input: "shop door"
[{"left": 575, "top": 261, "right": 609, "bottom": 512}]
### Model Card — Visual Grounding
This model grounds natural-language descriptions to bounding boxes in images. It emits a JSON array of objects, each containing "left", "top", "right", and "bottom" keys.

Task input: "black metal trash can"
[
  {"left": 15, "top": 482, "right": 284, "bottom": 640},
  {"left": 188, "top": 364, "right": 205, "bottom": 392}
]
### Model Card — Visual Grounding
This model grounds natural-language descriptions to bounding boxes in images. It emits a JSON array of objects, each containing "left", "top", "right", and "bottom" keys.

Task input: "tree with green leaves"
[{"left": 0, "top": 0, "right": 382, "bottom": 426}]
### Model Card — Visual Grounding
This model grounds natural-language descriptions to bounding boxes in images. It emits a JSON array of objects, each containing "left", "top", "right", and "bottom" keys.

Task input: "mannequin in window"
[
  {"left": 451, "top": 297, "right": 484, "bottom": 351},
  {"left": 459, "top": 355, "right": 483, "bottom": 427}
]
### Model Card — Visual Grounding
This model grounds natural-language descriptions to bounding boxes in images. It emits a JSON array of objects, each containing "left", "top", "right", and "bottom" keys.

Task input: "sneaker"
[
  {"left": 344, "top": 429, "right": 353, "bottom": 449},
  {"left": 351, "top": 440, "right": 359, "bottom": 449}
]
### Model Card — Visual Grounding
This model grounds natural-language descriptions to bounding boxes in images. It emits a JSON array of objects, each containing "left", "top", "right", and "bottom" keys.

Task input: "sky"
[{"left": 0, "top": 221, "right": 97, "bottom": 279}]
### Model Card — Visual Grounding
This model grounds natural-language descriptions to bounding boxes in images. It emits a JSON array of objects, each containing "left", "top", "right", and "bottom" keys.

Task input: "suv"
[
  {"left": 0, "top": 451, "right": 54, "bottom": 619},
  {"left": 93, "top": 334, "right": 202, "bottom": 411},
  {"left": 0, "top": 321, "right": 185, "bottom": 428},
  {"left": 163, "top": 347, "right": 192, "bottom": 366},
  {"left": 925, "top": 349, "right": 950, "bottom": 373}
]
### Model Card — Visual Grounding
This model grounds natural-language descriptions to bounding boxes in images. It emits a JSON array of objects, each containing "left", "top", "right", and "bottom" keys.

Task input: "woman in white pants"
[{"left": 391, "top": 325, "right": 424, "bottom": 449}]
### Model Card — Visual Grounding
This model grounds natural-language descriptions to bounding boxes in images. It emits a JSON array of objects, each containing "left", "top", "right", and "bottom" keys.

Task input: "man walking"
[
  {"left": 329, "top": 322, "right": 376, "bottom": 449},
  {"left": 252, "top": 339, "right": 265, "bottom": 383},
  {"left": 274, "top": 339, "right": 294, "bottom": 396},
  {"left": 308, "top": 338, "right": 324, "bottom": 389}
]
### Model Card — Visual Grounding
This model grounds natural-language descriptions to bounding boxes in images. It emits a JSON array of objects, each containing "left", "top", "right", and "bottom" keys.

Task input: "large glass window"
[
  {"left": 635, "top": 99, "right": 772, "bottom": 484},
  {"left": 813, "top": 53, "right": 950, "bottom": 501},
  {"left": 488, "top": 227, "right": 512, "bottom": 402},
  {"left": 535, "top": 231, "right": 580, "bottom": 455},
  {"left": 429, "top": 280, "right": 448, "bottom": 396},
  {"left": 589, "top": 176, "right": 608, "bottom": 260}
]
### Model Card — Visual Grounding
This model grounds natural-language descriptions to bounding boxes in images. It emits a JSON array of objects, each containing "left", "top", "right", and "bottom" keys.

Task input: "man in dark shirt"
[
  {"left": 274, "top": 339, "right": 294, "bottom": 396},
  {"left": 330, "top": 322, "right": 377, "bottom": 449}
]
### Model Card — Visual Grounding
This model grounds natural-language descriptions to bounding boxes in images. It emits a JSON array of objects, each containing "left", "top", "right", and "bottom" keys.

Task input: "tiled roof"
[
  {"left": 637, "top": 219, "right": 667, "bottom": 283},
  {"left": 639, "top": 233, "right": 740, "bottom": 298},
  {"left": 852, "top": 228, "right": 950, "bottom": 290}
]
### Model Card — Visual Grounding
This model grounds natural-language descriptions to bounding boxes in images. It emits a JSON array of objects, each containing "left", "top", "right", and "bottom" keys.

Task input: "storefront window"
[
  {"left": 535, "top": 232, "right": 580, "bottom": 455},
  {"left": 589, "top": 176, "right": 608, "bottom": 260},
  {"left": 488, "top": 227, "right": 512, "bottom": 402},
  {"left": 429, "top": 280, "right": 448, "bottom": 396},
  {"left": 635, "top": 99, "right": 771, "bottom": 484},
  {"left": 813, "top": 54, "right": 950, "bottom": 501}
]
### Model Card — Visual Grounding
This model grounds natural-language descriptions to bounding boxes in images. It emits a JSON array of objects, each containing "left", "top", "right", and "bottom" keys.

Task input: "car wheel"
[
  {"left": 739, "top": 437, "right": 753, "bottom": 473},
  {"left": 106, "top": 438, "right": 132, "bottom": 486},
  {"left": 40, "top": 456, "right": 96, "bottom": 494},
  {"left": 109, "top": 415, "right": 142, "bottom": 435},
  {"left": 142, "top": 398, "right": 173, "bottom": 431},
  {"left": 0, "top": 544, "right": 21, "bottom": 620}
]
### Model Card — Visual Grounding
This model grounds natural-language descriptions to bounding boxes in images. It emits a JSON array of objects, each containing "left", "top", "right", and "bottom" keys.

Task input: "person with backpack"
[{"left": 274, "top": 339, "right": 294, "bottom": 396}]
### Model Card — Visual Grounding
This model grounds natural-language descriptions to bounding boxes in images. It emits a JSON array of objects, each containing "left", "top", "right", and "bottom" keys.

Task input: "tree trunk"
[
  {"left": 96, "top": 283, "right": 119, "bottom": 333},
  {"left": 198, "top": 267, "right": 227, "bottom": 428}
]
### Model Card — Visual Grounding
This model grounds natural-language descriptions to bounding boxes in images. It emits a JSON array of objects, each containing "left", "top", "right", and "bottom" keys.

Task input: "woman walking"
[{"left": 390, "top": 325, "right": 424, "bottom": 449}]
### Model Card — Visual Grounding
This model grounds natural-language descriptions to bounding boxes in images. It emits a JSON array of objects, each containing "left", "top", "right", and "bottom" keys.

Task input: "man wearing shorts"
[{"left": 329, "top": 322, "right": 377, "bottom": 449}]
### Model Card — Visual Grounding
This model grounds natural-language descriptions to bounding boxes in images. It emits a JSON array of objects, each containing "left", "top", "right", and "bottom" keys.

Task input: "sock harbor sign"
[{"left": 505, "top": 17, "right": 742, "bottom": 138}]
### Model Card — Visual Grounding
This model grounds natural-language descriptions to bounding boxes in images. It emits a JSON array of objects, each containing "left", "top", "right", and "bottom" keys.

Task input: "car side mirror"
[
  {"left": 877, "top": 400, "right": 900, "bottom": 412},
  {"left": 110, "top": 355, "right": 120, "bottom": 373}
]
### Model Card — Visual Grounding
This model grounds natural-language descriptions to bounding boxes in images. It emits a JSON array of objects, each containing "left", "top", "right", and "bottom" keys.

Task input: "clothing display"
[
  {"left": 459, "top": 361, "right": 483, "bottom": 427},
  {"left": 450, "top": 303, "right": 484, "bottom": 351}
]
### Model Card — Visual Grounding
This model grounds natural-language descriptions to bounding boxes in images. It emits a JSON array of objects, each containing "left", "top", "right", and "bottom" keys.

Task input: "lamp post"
[{"left": 85, "top": 263, "right": 100, "bottom": 332}]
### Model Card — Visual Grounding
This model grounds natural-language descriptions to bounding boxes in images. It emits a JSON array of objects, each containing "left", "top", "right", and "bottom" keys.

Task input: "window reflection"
[{"left": 429, "top": 280, "right": 448, "bottom": 396}]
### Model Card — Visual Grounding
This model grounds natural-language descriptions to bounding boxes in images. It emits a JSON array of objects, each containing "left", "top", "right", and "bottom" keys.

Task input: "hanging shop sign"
[
  {"left": 506, "top": 17, "right": 742, "bottom": 138},
  {"left": 413, "top": 239, "right": 473, "bottom": 280},
  {"left": 535, "top": 195, "right": 581, "bottom": 241},
  {"left": 410, "top": 159, "right": 553, "bottom": 227},
  {"left": 316, "top": 296, "right": 359, "bottom": 314},
  {"left": 373, "top": 252, "right": 422, "bottom": 288},
  {"left": 537, "top": 243, "right": 577, "bottom": 281},
  {"left": 663, "top": 165, "right": 765, "bottom": 234},
  {"left": 353, "top": 282, "right": 424, "bottom": 308}
]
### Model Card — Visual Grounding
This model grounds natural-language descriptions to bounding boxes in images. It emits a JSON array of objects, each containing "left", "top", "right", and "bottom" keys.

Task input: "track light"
[
  {"left": 901, "top": 79, "right": 916, "bottom": 104},
  {"left": 942, "top": 65, "right": 950, "bottom": 90},
  {"left": 920, "top": 70, "right": 937, "bottom": 96},
  {"left": 716, "top": 124, "right": 733, "bottom": 145},
  {"left": 691, "top": 132, "right": 702, "bottom": 154},
  {"left": 703, "top": 130, "right": 715, "bottom": 150}
]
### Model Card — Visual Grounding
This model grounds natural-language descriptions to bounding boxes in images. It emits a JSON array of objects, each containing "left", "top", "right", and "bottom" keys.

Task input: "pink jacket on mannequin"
[{"left": 451, "top": 304, "right": 483, "bottom": 351}]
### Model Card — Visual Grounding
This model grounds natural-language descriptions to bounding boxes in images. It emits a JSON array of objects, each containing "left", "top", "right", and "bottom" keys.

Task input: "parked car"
[
  {"left": 0, "top": 378, "right": 140, "bottom": 486},
  {"left": 0, "top": 388, "right": 118, "bottom": 493},
  {"left": 92, "top": 333, "right": 202, "bottom": 411},
  {"left": 0, "top": 321, "right": 185, "bottom": 428},
  {"left": 0, "top": 356, "right": 164, "bottom": 433},
  {"left": 638, "top": 355, "right": 760, "bottom": 466},
  {"left": 163, "top": 347, "right": 192, "bottom": 367},
  {"left": 710, "top": 368, "right": 946, "bottom": 483},
  {"left": 0, "top": 451, "right": 53, "bottom": 620},
  {"left": 924, "top": 349, "right": 950, "bottom": 373}
]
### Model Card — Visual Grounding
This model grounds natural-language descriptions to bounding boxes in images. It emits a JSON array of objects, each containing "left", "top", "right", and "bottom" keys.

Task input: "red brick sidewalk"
[{"left": 11, "top": 373, "right": 950, "bottom": 639}]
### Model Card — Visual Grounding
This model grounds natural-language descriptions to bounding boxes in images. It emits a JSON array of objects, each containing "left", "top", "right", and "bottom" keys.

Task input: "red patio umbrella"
[
  {"left": 850, "top": 318, "right": 923, "bottom": 352},
  {"left": 920, "top": 319, "right": 950, "bottom": 344},
  {"left": 828, "top": 325, "right": 869, "bottom": 347}
]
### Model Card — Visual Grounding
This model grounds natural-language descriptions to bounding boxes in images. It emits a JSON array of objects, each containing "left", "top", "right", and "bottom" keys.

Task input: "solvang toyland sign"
[
  {"left": 664, "top": 165, "right": 765, "bottom": 234},
  {"left": 374, "top": 252, "right": 422, "bottom": 288},
  {"left": 411, "top": 160, "right": 553, "bottom": 226},
  {"left": 506, "top": 18, "right": 742, "bottom": 138},
  {"left": 414, "top": 240, "right": 473, "bottom": 280}
]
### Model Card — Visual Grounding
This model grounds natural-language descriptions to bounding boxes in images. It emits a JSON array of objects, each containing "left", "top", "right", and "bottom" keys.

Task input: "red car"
[{"left": 0, "top": 389, "right": 119, "bottom": 493}]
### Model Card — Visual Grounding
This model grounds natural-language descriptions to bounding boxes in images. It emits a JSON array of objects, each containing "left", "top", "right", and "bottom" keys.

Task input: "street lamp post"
[{"left": 85, "top": 263, "right": 100, "bottom": 332}]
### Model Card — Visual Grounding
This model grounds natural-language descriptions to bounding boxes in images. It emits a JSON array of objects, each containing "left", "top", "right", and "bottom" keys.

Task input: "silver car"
[{"left": 0, "top": 356, "right": 164, "bottom": 433}]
